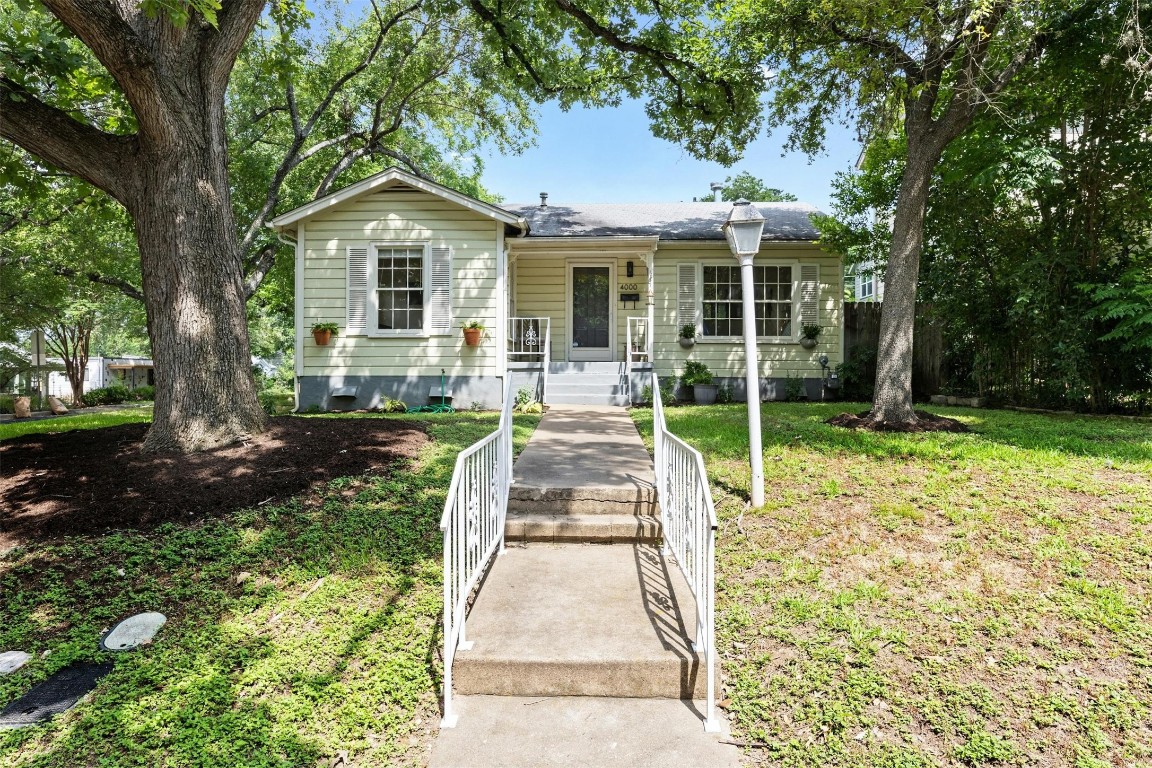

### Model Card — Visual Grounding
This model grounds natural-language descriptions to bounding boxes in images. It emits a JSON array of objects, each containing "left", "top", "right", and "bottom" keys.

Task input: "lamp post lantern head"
[{"left": 722, "top": 199, "right": 766, "bottom": 259}]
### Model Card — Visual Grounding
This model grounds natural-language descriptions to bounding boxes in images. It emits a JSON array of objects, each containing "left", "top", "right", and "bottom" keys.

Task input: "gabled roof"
[
  {"left": 506, "top": 201, "right": 822, "bottom": 242},
  {"left": 268, "top": 167, "right": 528, "bottom": 234}
]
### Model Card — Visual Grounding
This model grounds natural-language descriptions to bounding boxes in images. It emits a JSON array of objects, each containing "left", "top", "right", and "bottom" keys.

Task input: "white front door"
[{"left": 568, "top": 262, "right": 615, "bottom": 362}]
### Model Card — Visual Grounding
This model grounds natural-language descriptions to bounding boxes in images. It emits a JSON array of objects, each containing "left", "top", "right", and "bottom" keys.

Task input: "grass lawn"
[
  {"left": 0, "top": 410, "right": 539, "bottom": 767},
  {"left": 0, "top": 405, "right": 153, "bottom": 441},
  {"left": 632, "top": 403, "right": 1152, "bottom": 768}
]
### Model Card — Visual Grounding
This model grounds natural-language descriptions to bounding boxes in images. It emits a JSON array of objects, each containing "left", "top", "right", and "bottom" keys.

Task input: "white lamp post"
[{"left": 722, "top": 200, "right": 766, "bottom": 508}]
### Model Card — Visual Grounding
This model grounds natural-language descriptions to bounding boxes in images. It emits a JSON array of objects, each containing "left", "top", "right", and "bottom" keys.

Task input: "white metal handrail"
[
  {"left": 542, "top": 322, "right": 551, "bottom": 405},
  {"left": 440, "top": 379, "right": 514, "bottom": 728},
  {"left": 652, "top": 371, "right": 720, "bottom": 733},
  {"left": 508, "top": 316, "right": 549, "bottom": 360},
  {"left": 627, "top": 316, "right": 649, "bottom": 363}
]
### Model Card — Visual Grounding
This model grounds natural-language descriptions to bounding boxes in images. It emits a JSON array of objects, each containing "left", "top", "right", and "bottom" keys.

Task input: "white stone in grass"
[
  {"left": 0, "top": 651, "right": 30, "bottom": 674},
  {"left": 99, "top": 612, "right": 167, "bottom": 651}
]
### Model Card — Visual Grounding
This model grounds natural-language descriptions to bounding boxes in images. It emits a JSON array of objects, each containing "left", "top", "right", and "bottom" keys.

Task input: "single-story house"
[
  {"left": 269, "top": 167, "right": 842, "bottom": 411},
  {"left": 47, "top": 356, "right": 154, "bottom": 400}
]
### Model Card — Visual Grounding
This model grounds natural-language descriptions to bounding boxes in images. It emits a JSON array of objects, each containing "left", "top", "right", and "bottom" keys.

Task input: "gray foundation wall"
[
  {"left": 298, "top": 372, "right": 832, "bottom": 412},
  {"left": 298, "top": 374, "right": 505, "bottom": 412}
]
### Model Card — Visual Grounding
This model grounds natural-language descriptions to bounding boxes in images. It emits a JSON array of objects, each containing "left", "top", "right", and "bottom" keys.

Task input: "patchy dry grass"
[
  {"left": 0, "top": 412, "right": 539, "bottom": 768},
  {"left": 633, "top": 403, "right": 1152, "bottom": 768}
]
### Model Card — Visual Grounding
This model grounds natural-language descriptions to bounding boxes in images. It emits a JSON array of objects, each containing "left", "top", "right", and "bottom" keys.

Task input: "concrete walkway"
[
  {"left": 429, "top": 405, "right": 741, "bottom": 768},
  {"left": 509, "top": 406, "right": 656, "bottom": 510}
]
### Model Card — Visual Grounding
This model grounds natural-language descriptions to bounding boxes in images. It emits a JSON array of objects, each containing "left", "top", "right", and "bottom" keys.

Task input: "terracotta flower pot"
[
  {"left": 463, "top": 328, "right": 482, "bottom": 346},
  {"left": 312, "top": 329, "right": 333, "bottom": 346}
]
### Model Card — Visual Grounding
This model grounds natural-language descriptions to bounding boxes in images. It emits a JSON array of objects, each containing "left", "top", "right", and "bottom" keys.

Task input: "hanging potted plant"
[
  {"left": 311, "top": 322, "right": 338, "bottom": 346},
  {"left": 462, "top": 321, "right": 485, "bottom": 346},
  {"left": 800, "top": 323, "right": 822, "bottom": 349},
  {"left": 681, "top": 360, "right": 718, "bottom": 405},
  {"left": 678, "top": 323, "right": 697, "bottom": 349}
]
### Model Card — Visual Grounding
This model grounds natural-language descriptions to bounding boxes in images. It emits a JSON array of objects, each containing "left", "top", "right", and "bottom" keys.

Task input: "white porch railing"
[
  {"left": 508, "top": 316, "right": 549, "bottom": 360},
  {"left": 440, "top": 379, "right": 514, "bottom": 728},
  {"left": 652, "top": 372, "right": 720, "bottom": 733},
  {"left": 509, "top": 316, "right": 550, "bottom": 405},
  {"left": 626, "top": 316, "right": 650, "bottom": 364}
]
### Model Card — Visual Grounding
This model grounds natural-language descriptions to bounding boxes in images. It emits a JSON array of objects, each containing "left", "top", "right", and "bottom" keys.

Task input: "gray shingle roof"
[{"left": 505, "top": 201, "right": 822, "bottom": 241}]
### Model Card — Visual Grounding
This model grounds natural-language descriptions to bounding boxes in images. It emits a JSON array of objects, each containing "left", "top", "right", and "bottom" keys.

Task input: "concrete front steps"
[
  {"left": 547, "top": 362, "right": 630, "bottom": 406},
  {"left": 452, "top": 544, "right": 706, "bottom": 699},
  {"left": 430, "top": 406, "right": 738, "bottom": 768},
  {"left": 508, "top": 485, "right": 659, "bottom": 543}
]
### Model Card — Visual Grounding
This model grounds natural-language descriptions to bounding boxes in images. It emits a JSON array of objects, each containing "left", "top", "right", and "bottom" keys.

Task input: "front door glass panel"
[{"left": 572, "top": 267, "right": 611, "bottom": 350}]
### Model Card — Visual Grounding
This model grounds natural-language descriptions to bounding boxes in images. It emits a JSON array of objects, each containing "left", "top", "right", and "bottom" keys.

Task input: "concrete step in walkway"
[
  {"left": 505, "top": 513, "right": 660, "bottom": 544},
  {"left": 428, "top": 696, "right": 740, "bottom": 768},
  {"left": 507, "top": 406, "right": 656, "bottom": 524},
  {"left": 453, "top": 544, "right": 706, "bottom": 699}
]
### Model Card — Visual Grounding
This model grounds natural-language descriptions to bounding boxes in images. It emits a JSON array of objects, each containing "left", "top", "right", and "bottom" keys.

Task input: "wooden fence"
[{"left": 843, "top": 302, "right": 943, "bottom": 398}]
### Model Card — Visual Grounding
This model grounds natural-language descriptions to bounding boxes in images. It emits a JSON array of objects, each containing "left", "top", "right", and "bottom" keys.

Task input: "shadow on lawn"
[{"left": 0, "top": 414, "right": 507, "bottom": 767}]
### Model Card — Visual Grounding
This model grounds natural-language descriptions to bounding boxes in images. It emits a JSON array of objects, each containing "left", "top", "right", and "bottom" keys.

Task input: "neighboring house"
[
  {"left": 47, "top": 356, "right": 154, "bottom": 400},
  {"left": 846, "top": 260, "right": 884, "bottom": 302},
  {"left": 270, "top": 167, "right": 843, "bottom": 410}
]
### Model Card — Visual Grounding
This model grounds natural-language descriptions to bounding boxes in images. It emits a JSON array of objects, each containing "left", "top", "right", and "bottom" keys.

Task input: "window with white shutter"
[
  {"left": 346, "top": 246, "right": 369, "bottom": 335},
  {"left": 677, "top": 263, "right": 697, "bottom": 332},
  {"left": 350, "top": 241, "right": 449, "bottom": 337},
  {"left": 694, "top": 260, "right": 817, "bottom": 341}
]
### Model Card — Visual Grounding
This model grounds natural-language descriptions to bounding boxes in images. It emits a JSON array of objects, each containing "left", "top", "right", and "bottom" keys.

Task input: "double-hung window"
[
  {"left": 346, "top": 242, "right": 452, "bottom": 337},
  {"left": 679, "top": 260, "right": 819, "bottom": 343},
  {"left": 374, "top": 245, "right": 425, "bottom": 334},
  {"left": 701, "top": 264, "right": 794, "bottom": 339}
]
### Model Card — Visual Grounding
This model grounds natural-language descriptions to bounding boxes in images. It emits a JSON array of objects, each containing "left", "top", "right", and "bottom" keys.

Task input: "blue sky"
[{"left": 478, "top": 99, "right": 861, "bottom": 212}]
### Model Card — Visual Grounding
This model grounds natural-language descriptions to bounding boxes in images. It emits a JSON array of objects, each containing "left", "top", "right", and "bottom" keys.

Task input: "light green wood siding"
[
  {"left": 653, "top": 243, "right": 842, "bottom": 379},
  {"left": 512, "top": 253, "right": 649, "bottom": 362},
  {"left": 300, "top": 189, "right": 499, "bottom": 377}
]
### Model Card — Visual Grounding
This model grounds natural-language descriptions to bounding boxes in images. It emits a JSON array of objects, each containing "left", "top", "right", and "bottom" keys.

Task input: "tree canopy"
[{"left": 706, "top": 171, "right": 797, "bottom": 203}]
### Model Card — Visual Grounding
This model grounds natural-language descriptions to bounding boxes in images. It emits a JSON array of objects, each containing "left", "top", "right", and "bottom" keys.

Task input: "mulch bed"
[
  {"left": 0, "top": 417, "right": 427, "bottom": 551},
  {"left": 826, "top": 409, "right": 971, "bottom": 433}
]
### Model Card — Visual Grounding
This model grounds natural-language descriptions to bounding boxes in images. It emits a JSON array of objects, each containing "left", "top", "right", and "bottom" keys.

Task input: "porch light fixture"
[{"left": 721, "top": 199, "right": 766, "bottom": 508}]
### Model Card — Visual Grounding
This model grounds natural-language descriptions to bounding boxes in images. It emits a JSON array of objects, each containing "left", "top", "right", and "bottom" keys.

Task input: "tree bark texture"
[
  {"left": 868, "top": 131, "right": 946, "bottom": 425},
  {"left": 0, "top": 0, "right": 268, "bottom": 452},
  {"left": 126, "top": 64, "right": 266, "bottom": 452}
]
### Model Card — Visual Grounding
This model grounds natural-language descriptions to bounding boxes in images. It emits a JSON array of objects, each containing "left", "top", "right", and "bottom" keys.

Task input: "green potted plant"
[
  {"left": 680, "top": 360, "right": 717, "bottom": 404},
  {"left": 311, "top": 322, "right": 338, "bottom": 346},
  {"left": 462, "top": 320, "right": 485, "bottom": 346},
  {"left": 678, "top": 323, "right": 697, "bottom": 349},
  {"left": 800, "top": 323, "right": 822, "bottom": 349}
]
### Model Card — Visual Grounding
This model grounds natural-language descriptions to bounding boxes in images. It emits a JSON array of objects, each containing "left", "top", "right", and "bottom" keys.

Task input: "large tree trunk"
[
  {"left": 868, "top": 133, "right": 945, "bottom": 424},
  {"left": 127, "top": 81, "right": 265, "bottom": 452},
  {"left": 0, "top": 0, "right": 267, "bottom": 453}
]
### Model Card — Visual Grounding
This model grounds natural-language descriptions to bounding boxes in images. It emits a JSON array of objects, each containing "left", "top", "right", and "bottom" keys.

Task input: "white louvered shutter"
[
  {"left": 427, "top": 246, "right": 452, "bottom": 334},
  {"left": 347, "top": 246, "right": 369, "bottom": 334},
  {"left": 677, "top": 263, "right": 697, "bottom": 331},
  {"left": 799, "top": 264, "right": 820, "bottom": 332}
]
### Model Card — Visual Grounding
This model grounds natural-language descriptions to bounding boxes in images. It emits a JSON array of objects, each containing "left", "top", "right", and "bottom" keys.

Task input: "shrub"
[
  {"left": 716, "top": 383, "right": 734, "bottom": 404},
  {"left": 131, "top": 385, "right": 155, "bottom": 401},
  {"left": 85, "top": 385, "right": 132, "bottom": 406},
  {"left": 379, "top": 398, "right": 407, "bottom": 413},
  {"left": 837, "top": 347, "right": 876, "bottom": 401},
  {"left": 0, "top": 395, "right": 13, "bottom": 414},
  {"left": 514, "top": 387, "right": 535, "bottom": 410},
  {"left": 680, "top": 360, "right": 714, "bottom": 387}
]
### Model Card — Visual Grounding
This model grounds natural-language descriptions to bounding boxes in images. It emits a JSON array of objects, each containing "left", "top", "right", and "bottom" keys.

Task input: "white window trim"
[
  {"left": 368, "top": 241, "right": 432, "bottom": 338},
  {"left": 696, "top": 259, "right": 802, "bottom": 344}
]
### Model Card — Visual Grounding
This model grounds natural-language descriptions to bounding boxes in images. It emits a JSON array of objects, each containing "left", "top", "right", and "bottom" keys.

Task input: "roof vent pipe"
[
  {"left": 710, "top": 182, "right": 723, "bottom": 202},
  {"left": 539, "top": 192, "right": 548, "bottom": 208}
]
